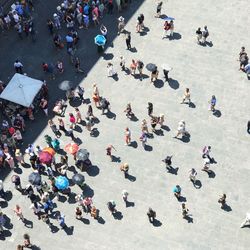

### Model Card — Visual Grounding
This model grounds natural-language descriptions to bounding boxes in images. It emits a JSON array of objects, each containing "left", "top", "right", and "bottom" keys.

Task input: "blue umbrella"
[
  {"left": 163, "top": 16, "right": 175, "bottom": 21},
  {"left": 94, "top": 35, "right": 106, "bottom": 46},
  {"left": 55, "top": 176, "right": 69, "bottom": 190}
]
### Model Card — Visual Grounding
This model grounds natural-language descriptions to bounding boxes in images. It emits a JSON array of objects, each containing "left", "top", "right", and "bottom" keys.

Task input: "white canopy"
[{"left": 0, "top": 73, "right": 43, "bottom": 107}]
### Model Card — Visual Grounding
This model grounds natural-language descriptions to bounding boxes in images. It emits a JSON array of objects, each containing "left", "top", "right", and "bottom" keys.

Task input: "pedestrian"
[
  {"left": 83, "top": 197, "right": 93, "bottom": 213},
  {"left": 150, "top": 67, "right": 159, "bottom": 83},
  {"left": 12, "top": 175, "right": 22, "bottom": 191},
  {"left": 74, "top": 57, "right": 84, "bottom": 73},
  {"left": 240, "top": 213, "right": 250, "bottom": 228},
  {"left": 169, "top": 20, "right": 174, "bottom": 38},
  {"left": 100, "top": 98, "right": 110, "bottom": 115},
  {"left": 209, "top": 95, "right": 216, "bottom": 112},
  {"left": 75, "top": 207, "right": 82, "bottom": 219},
  {"left": 125, "top": 127, "right": 131, "bottom": 145},
  {"left": 147, "top": 102, "right": 153, "bottom": 116},
  {"left": 122, "top": 190, "right": 129, "bottom": 203},
  {"left": 41, "top": 213, "right": 52, "bottom": 228},
  {"left": 155, "top": 1, "right": 163, "bottom": 17},
  {"left": 69, "top": 113, "right": 76, "bottom": 129},
  {"left": 100, "top": 24, "right": 107, "bottom": 40},
  {"left": 130, "top": 59, "right": 137, "bottom": 75},
  {"left": 29, "top": 202, "right": 42, "bottom": 219},
  {"left": 86, "top": 105, "right": 96, "bottom": 119},
  {"left": 85, "top": 117, "right": 94, "bottom": 135},
  {"left": 6, "top": 154, "right": 15, "bottom": 170},
  {"left": 162, "top": 21, "right": 170, "bottom": 39},
  {"left": 74, "top": 108, "right": 82, "bottom": 124},
  {"left": 39, "top": 98, "right": 48, "bottom": 116},
  {"left": 77, "top": 86, "right": 84, "bottom": 102},
  {"left": 196, "top": 27, "right": 202, "bottom": 44},
  {"left": 139, "top": 132, "right": 147, "bottom": 148},
  {"left": 174, "top": 120, "right": 187, "bottom": 138},
  {"left": 56, "top": 60, "right": 64, "bottom": 73},
  {"left": 125, "top": 32, "right": 131, "bottom": 50},
  {"left": 53, "top": 13, "right": 61, "bottom": 29},
  {"left": 68, "top": 125, "right": 76, "bottom": 141},
  {"left": 147, "top": 207, "right": 156, "bottom": 223},
  {"left": 118, "top": 16, "right": 125, "bottom": 34},
  {"left": 158, "top": 114, "right": 165, "bottom": 127},
  {"left": 106, "top": 145, "right": 116, "bottom": 161},
  {"left": 150, "top": 116, "right": 158, "bottom": 132},
  {"left": 0, "top": 210, "right": 5, "bottom": 233},
  {"left": 120, "top": 163, "right": 129, "bottom": 178},
  {"left": 137, "top": 60, "right": 144, "bottom": 80},
  {"left": 107, "top": 200, "right": 117, "bottom": 214},
  {"left": 181, "top": 88, "right": 191, "bottom": 104},
  {"left": 48, "top": 119, "right": 60, "bottom": 138},
  {"left": 92, "top": 83, "right": 100, "bottom": 108},
  {"left": 13, "top": 129, "right": 23, "bottom": 145},
  {"left": 124, "top": 103, "right": 134, "bottom": 118},
  {"left": 14, "top": 60, "right": 23, "bottom": 74},
  {"left": 162, "top": 155, "right": 172, "bottom": 170},
  {"left": 136, "top": 14, "right": 144, "bottom": 33},
  {"left": 182, "top": 203, "right": 189, "bottom": 218},
  {"left": 58, "top": 118, "right": 67, "bottom": 134},
  {"left": 141, "top": 119, "right": 149, "bottom": 134},
  {"left": 173, "top": 185, "right": 181, "bottom": 200},
  {"left": 107, "top": 62, "right": 116, "bottom": 77},
  {"left": 14, "top": 204, "right": 24, "bottom": 221},
  {"left": 218, "top": 194, "right": 226, "bottom": 208},
  {"left": 23, "top": 233, "right": 32, "bottom": 248},
  {"left": 0, "top": 180, "right": 5, "bottom": 200},
  {"left": 15, "top": 149, "right": 25, "bottom": 166},
  {"left": 120, "top": 56, "right": 126, "bottom": 71},
  {"left": 247, "top": 120, "right": 250, "bottom": 134},
  {"left": 202, "top": 26, "right": 209, "bottom": 44},
  {"left": 202, "top": 157, "right": 211, "bottom": 173},
  {"left": 189, "top": 168, "right": 197, "bottom": 183},
  {"left": 90, "top": 206, "right": 98, "bottom": 219},
  {"left": 47, "top": 19, "right": 54, "bottom": 34},
  {"left": 202, "top": 146, "right": 212, "bottom": 162}
]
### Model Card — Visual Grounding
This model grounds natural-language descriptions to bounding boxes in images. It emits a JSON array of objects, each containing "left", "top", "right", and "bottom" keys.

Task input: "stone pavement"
[{"left": 1, "top": 0, "right": 250, "bottom": 249}]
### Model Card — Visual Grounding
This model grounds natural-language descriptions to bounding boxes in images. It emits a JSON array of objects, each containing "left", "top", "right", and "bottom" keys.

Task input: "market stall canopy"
[{"left": 0, "top": 73, "right": 43, "bottom": 107}]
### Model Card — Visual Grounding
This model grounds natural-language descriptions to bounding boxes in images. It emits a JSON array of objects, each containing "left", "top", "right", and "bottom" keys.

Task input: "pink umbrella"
[{"left": 39, "top": 151, "right": 53, "bottom": 164}]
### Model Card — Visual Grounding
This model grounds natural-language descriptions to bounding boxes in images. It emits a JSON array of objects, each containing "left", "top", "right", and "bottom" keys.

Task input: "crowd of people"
[{"left": 0, "top": 0, "right": 249, "bottom": 248}]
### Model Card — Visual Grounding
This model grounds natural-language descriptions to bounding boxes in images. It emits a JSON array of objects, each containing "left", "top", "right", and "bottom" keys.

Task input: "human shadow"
[
  {"left": 153, "top": 219, "right": 162, "bottom": 227},
  {"left": 91, "top": 128, "right": 100, "bottom": 137},
  {"left": 5, "top": 190, "right": 13, "bottom": 202},
  {"left": 113, "top": 211, "right": 123, "bottom": 220},
  {"left": 222, "top": 204, "right": 232, "bottom": 212},
  {"left": 161, "top": 125, "right": 170, "bottom": 132},
  {"left": 106, "top": 110, "right": 116, "bottom": 120},
  {"left": 102, "top": 53, "right": 114, "bottom": 60},
  {"left": 24, "top": 218, "right": 33, "bottom": 228},
  {"left": 189, "top": 102, "right": 196, "bottom": 108},
  {"left": 168, "top": 78, "right": 179, "bottom": 89},
  {"left": 83, "top": 98, "right": 91, "bottom": 105},
  {"left": 181, "top": 133, "right": 191, "bottom": 143},
  {"left": 154, "top": 79, "right": 164, "bottom": 88},
  {"left": 169, "top": 32, "right": 182, "bottom": 40},
  {"left": 50, "top": 224, "right": 59, "bottom": 233},
  {"left": 0, "top": 230, "right": 12, "bottom": 240},
  {"left": 0, "top": 200, "right": 8, "bottom": 208},
  {"left": 31, "top": 245, "right": 41, "bottom": 250},
  {"left": 130, "top": 115, "right": 139, "bottom": 122},
  {"left": 129, "top": 141, "right": 138, "bottom": 148},
  {"left": 56, "top": 148, "right": 67, "bottom": 155},
  {"left": 130, "top": 47, "right": 137, "bottom": 53},
  {"left": 184, "top": 215, "right": 193, "bottom": 223},
  {"left": 144, "top": 144, "right": 153, "bottom": 151},
  {"left": 194, "top": 179, "right": 202, "bottom": 189},
  {"left": 63, "top": 225, "right": 74, "bottom": 235},
  {"left": 82, "top": 184, "right": 94, "bottom": 197},
  {"left": 159, "top": 14, "right": 167, "bottom": 19},
  {"left": 58, "top": 195, "right": 67, "bottom": 203},
  {"left": 79, "top": 217, "right": 90, "bottom": 224},
  {"left": 93, "top": 117, "right": 100, "bottom": 124},
  {"left": 206, "top": 41, "right": 213, "bottom": 47},
  {"left": 111, "top": 73, "right": 119, "bottom": 81},
  {"left": 3, "top": 214, "right": 13, "bottom": 230},
  {"left": 14, "top": 167, "right": 23, "bottom": 175},
  {"left": 69, "top": 98, "right": 82, "bottom": 107},
  {"left": 74, "top": 137, "right": 82, "bottom": 145},
  {"left": 67, "top": 192, "right": 76, "bottom": 204},
  {"left": 74, "top": 125, "right": 83, "bottom": 133},
  {"left": 86, "top": 165, "right": 100, "bottom": 177},
  {"left": 167, "top": 166, "right": 179, "bottom": 175},
  {"left": 213, "top": 110, "right": 222, "bottom": 118},
  {"left": 178, "top": 196, "right": 187, "bottom": 202},
  {"left": 97, "top": 216, "right": 105, "bottom": 224},
  {"left": 126, "top": 173, "right": 136, "bottom": 182},
  {"left": 140, "top": 27, "right": 150, "bottom": 36},
  {"left": 124, "top": 67, "right": 131, "bottom": 75},
  {"left": 208, "top": 170, "right": 216, "bottom": 178},
  {"left": 154, "top": 129, "right": 164, "bottom": 136},
  {"left": 112, "top": 155, "right": 121, "bottom": 163},
  {"left": 126, "top": 201, "right": 135, "bottom": 207}
]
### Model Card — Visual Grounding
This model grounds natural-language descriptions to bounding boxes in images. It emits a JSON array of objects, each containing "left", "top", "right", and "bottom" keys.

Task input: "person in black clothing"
[
  {"left": 162, "top": 156, "right": 173, "bottom": 170},
  {"left": 163, "top": 69, "right": 169, "bottom": 81},
  {"left": 125, "top": 32, "right": 131, "bottom": 50},
  {"left": 107, "top": 1, "right": 114, "bottom": 14},
  {"left": 147, "top": 102, "right": 153, "bottom": 116},
  {"left": 196, "top": 27, "right": 202, "bottom": 44},
  {"left": 100, "top": 98, "right": 110, "bottom": 115},
  {"left": 147, "top": 207, "right": 156, "bottom": 223},
  {"left": 247, "top": 120, "right": 250, "bottom": 134}
]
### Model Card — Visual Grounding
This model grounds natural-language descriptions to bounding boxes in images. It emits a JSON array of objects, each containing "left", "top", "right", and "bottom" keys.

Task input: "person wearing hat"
[
  {"left": 120, "top": 163, "right": 129, "bottom": 178},
  {"left": 15, "top": 149, "right": 25, "bottom": 166}
]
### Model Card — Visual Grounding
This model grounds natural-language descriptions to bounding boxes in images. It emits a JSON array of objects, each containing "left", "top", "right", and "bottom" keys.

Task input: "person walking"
[
  {"left": 162, "top": 155, "right": 172, "bottom": 170},
  {"left": 174, "top": 120, "right": 187, "bottom": 138},
  {"left": 75, "top": 108, "right": 82, "bottom": 123},
  {"left": 130, "top": 59, "right": 137, "bottom": 75},
  {"left": 77, "top": 86, "right": 84, "bottom": 102},
  {"left": 48, "top": 119, "right": 60, "bottom": 138},
  {"left": 147, "top": 102, "right": 153, "bottom": 116},
  {"left": 141, "top": 119, "right": 149, "bottom": 134},
  {"left": 92, "top": 84, "right": 100, "bottom": 108},
  {"left": 68, "top": 125, "right": 76, "bottom": 141},
  {"left": 169, "top": 20, "right": 174, "bottom": 38},
  {"left": 162, "top": 21, "right": 170, "bottom": 39},
  {"left": 147, "top": 208, "right": 156, "bottom": 223},
  {"left": 218, "top": 194, "right": 226, "bottom": 209},
  {"left": 196, "top": 27, "right": 202, "bottom": 44},
  {"left": 58, "top": 118, "right": 67, "bottom": 134},
  {"left": 23, "top": 233, "right": 32, "bottom": 248},
  {"left": 125, "top": 127, "right": 131, "bottom": 145},
  {"left": 189, "top": 168, "right": 197, "bottom": 183},
  {"left": 209, "top": 95, "right": 216, "bottom": 111},
  {"left": 0, "top": 180, "right": 5, "bottom": 200},
  {"left": 57, "top": 213, "right": 66, "bottom": 229},
  {"left": 39, "top": 98, "right": 48, "bottom": 116},
  {"left": 247, "top": 120, "right": 250, "bottom": 134},
  {"left": 150, "top": 67, "right": 159, "bottom": 83},
  {"left": 125, "top": 32, "right": 131, "bottom": 50},
  {"left": 120, "top": 163, "right": 129, "bottom": 178},
  {"left": 90, "top": 206, "right": 98, "bottom": 219},
  {"left": 107, "top": 200, "right": 117, "bottom": 214},
  {"left": 75, "top": 207, "right": 82, "bottom": 220},
  {"left": 12, "top": 175, "right": 22, "bottom": 191},
  {"left": 14, "top": 60, "right": 24, "bottom": 74},
  {"left": 155, "top": 1, "right": 163, "bottom": 17},
  {"left": 139, "top": 132, "right": 147, "bottom": 148},
  {"left": 69, "top": 113, "right": 76, "bottom": 129},
  {"left": 106, "top": 145, "right": 116, "bottom": 161},
  {"left": 182, "top": 203, "right": 189, "bottom": 219},
  {"left": 74, "top": 57, "right": 84, "bottom": 73},
  {"left": 173, "top": 185, "right": 182, "bottom": 200},
  {"left": 122, "top": 190, "right": 129, "bottom": 204},
  {"left": 15, "top": 149, "right": 25, "bottom": 166},
  {"left": 181, "top": 88, "right": 191, "bottom": 104},
  {"left": 14, "top": 204, "right": 24, "bottom": 221},
  {"left": 137, "top": 60, "right": 144, "bottom": 80},
  {"left": 120, "top": 56, "right": 126, "bottom": 71},
  {"left": 202, "top": 26, "right": 209, "bottom": 44}
]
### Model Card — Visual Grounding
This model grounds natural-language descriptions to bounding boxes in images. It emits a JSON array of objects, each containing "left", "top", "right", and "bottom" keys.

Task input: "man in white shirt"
[{"left": 14, "top": 60, "right": 23, "bottom": 74}]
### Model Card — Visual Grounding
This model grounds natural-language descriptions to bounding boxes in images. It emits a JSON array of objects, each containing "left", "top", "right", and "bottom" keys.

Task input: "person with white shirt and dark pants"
[{"left": 14, "top": 60, "right": 23, "bottom": 74}]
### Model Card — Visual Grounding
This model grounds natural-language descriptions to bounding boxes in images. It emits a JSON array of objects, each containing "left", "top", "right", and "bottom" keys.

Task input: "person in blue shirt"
[
  {"left": 209, "top": 95, "right": 216, "bottom": 112},
  {"left": 173, "top": 185, "right": 181, "bottom": 200}
]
